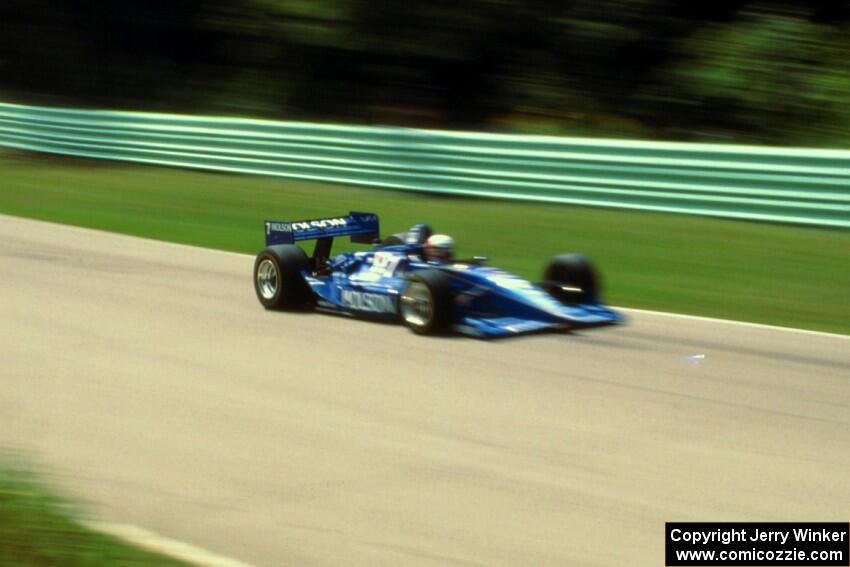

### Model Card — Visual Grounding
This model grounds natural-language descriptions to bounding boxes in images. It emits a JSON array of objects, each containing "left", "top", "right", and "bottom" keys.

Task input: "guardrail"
[{"left": 1, "top": 102, "right": 848, "bottom": 228}]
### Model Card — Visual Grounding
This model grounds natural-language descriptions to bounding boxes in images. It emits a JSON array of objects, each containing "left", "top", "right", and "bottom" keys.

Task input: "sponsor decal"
[
  {"left": 370, "top": 251, "right": 402, "bottom": 276},
  {"left": 341, "top": 289, "right": 395, "bottom": 313},
  {"left": 266, "top": 222, "right": 292, "bottom": 234},
  {"left": 291, "top": 217, "right": 347, "bottom": 232}
]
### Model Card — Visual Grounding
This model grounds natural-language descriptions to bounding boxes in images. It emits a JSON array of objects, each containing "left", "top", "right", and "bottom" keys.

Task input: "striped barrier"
[{"left": 1, "top": 102, "right": 848, "bottom": 227}]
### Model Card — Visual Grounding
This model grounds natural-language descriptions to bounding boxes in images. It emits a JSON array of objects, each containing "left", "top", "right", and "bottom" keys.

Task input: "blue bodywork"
[{"left": 264, "top": 212, "right": 624, "bottom": 337}]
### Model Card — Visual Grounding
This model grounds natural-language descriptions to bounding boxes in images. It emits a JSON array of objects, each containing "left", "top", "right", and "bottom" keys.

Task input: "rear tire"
[
  {"left": 542, "top": 253, "right": 600, "bottom": 304},
  {"left": 400, "top": 270, "right": 453, "bottom": 335},
  {"left": 254, "top": 245, "right": 311, "bottom": 310}
]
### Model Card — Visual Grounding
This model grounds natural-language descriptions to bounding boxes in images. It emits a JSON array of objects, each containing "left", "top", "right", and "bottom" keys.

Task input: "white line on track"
[
  {"left": 618, "top": 307, "right": 849, "bottom": 340},
  {"left": 88, "top": 522, "right": 259, "bottom": 567}
]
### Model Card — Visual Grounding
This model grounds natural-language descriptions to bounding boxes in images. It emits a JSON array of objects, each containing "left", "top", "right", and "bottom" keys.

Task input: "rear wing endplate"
[{"left": 264, "top": 212, "right": 379, "bottom": 246}]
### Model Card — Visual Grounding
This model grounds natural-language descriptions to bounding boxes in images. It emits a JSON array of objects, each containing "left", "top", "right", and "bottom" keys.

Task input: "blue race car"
[{"left": 253, "top": 212, "right": 623, "bottom": 337}]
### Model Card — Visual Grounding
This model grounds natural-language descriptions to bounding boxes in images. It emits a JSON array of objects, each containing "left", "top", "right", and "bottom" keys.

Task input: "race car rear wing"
[{"left": 264, "top": 212, "right": 380, "bottom": 247}]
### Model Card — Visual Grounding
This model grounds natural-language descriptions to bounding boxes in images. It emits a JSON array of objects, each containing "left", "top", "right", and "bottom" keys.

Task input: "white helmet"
[{"left": 424, "top": 234, "right": 454, "bottom": 262}]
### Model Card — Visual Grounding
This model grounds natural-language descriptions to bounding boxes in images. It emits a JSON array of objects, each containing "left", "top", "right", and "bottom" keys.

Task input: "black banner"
[{"left": 666, "top": 523, "right": 849, "bottom": 566}]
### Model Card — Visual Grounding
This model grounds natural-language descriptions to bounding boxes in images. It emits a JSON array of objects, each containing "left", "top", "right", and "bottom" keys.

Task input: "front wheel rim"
[
  {"left": 400, "top": 281, "right": 433, "bottom": 328},
  {"left": 256, "top": 258, "right": 280, "bottom": 300}
]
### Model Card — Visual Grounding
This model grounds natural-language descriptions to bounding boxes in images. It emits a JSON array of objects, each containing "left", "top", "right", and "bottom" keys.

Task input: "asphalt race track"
[{"left": 1, "top": 214, "right": 848, "bottom": 567}]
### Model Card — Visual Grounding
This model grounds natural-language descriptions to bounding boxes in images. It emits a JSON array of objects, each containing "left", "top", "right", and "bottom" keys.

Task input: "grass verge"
[
  {"left": 1, "top": 151, "right": 848, "bottom": 334},
  {"left": 0, "top": 464, "right": 188, "bottom": 567}
]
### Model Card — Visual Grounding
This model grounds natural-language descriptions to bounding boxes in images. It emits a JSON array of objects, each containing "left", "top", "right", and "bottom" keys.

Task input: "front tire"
[
  {"left": 254, "top": 245, "right": 311, "bottom": 310},
  {"left": 400, "top": 270, "right": 453, "bottom": 335},
  {"left": 542, "top": 253, "right": 600, "bottom": 304}
]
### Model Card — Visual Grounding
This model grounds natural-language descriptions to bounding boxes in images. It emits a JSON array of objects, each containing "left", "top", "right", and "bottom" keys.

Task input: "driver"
[{"left": 423, "top": 234, "right": 455, "bottom": 263}]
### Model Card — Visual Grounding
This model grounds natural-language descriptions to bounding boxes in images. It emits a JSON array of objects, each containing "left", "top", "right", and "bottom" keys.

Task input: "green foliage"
[
  {"left": 0, "top": 464, "right": 188, "bottom": 566},
  {"left": 660, "top": 14, "right": 850, "bottom": 145},
  {"left": 0, "top": 1, "right": 848, "bottom": 144}
]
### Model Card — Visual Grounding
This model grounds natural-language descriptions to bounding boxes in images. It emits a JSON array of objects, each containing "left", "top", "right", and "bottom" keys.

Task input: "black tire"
[
  {"left": 253, "top": 245, "right": 312, "bottom": 310},
  {"left": 399, "top": 270, "right": 453, "bottom": 335},
  {"left": 542, "top": 253, "right": 600, "bottom": 304}
]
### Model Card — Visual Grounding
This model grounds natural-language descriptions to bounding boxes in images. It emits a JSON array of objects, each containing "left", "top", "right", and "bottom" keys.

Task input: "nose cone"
[
  {"left": 467, "top": 266, "right": 624, "bottom": 327},
  {"left": 479, "top": 269, "right": 565, "bottom": 312}
]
